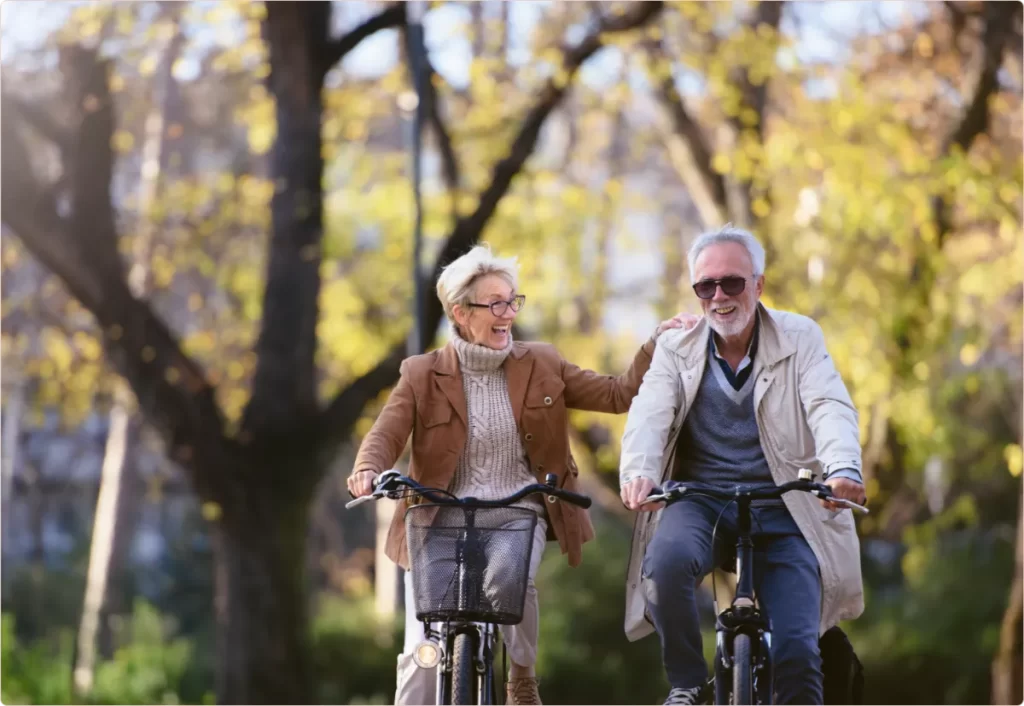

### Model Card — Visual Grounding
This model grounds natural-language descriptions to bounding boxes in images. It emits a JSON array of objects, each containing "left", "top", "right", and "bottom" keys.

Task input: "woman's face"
[{"left": 453, "top": 274, "right": 519, "bottom": 349}]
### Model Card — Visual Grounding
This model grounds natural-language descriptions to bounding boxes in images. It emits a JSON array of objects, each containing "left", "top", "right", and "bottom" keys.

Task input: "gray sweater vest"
[{"left": 674, "top": 356, "right": 776, "bottom": 490}]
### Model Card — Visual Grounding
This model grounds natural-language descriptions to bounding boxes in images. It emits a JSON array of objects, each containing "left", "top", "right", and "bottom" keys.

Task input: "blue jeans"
[{"left": 642, "top": 492, "right": 823, "bottom": 705}]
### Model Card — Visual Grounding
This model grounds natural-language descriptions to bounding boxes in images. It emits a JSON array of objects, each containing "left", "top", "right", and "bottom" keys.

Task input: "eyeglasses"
[
  {"left": 467, "top": 294, "right": 526, "bottom": 317},
  {"left": 692, "top": 276, "right": 754, "bottom": 300}
]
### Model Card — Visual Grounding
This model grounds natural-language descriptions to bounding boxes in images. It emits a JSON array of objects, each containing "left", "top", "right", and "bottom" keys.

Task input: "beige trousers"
[{"left": 394, "top": 520, "right": 547, "bottom": 706}]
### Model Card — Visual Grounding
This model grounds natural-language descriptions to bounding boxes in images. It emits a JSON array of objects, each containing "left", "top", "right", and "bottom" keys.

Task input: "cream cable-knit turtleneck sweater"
[{"left": 449, "top": 330, "right": 543, "bottom": 514}]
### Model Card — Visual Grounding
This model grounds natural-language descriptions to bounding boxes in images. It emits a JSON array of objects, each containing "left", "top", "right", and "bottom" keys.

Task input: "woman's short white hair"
[
  {"left": 436, "top": 244, "right": 519, "bottom": 327},
  {"left": 687, "top": 224, "right": 766, "bottom": 282}
]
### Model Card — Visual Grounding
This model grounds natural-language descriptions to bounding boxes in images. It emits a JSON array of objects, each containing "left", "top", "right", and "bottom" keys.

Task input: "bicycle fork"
[{"left": 429, "top": 621, "right": 498, "bottom": 704}]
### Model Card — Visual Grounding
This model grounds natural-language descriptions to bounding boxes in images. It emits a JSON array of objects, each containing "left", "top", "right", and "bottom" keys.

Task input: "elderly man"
[{"left": 618, "top": 225, "right": 866, "bottom": 705}]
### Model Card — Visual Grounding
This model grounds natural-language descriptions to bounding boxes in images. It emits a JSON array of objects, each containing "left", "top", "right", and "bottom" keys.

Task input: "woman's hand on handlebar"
[
  {"left": 621, "top": 477, "right": 663, "bottom": 512},
  {"left": 822, "top": 477, "right": 867, "bottom": 511},
  {"left": 347, "top": 469, "right": 378, "bottom": 498}
]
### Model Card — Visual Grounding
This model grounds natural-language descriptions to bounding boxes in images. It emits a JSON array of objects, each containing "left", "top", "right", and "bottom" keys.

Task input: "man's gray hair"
[
  {"left": 436, "top": 244, "right": 519, "bottom": 327},
  {"left": 687, "top": 224, "right": 766, "bottom": 282}
]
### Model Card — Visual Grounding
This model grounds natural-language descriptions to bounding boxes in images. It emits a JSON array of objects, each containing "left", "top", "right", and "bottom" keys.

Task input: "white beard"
[{"left": 707, "top": 302, "right": 754, "bottom": 338}]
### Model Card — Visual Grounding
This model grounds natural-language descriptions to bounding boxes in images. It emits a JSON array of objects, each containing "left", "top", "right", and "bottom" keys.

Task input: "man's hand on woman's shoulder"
[{"left": 655, "top": 312, "right": 701, "bottom": 339}]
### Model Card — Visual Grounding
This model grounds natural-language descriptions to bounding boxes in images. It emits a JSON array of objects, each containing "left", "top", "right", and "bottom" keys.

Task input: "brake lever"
[
  {"left": 830, "top": 497, "right": 870, "bottom": 514},
  {"left": 345, "top": 469, "right": 404, "bottom": 508},
  {"left": 811, "top": 489, "right": 870, "bottom": 514},
  {"left": 642, "top": 485, "right": 683, "bottom": 506},
  {"left": 344, "top": 494, "right": 375, "bottom": 510}
]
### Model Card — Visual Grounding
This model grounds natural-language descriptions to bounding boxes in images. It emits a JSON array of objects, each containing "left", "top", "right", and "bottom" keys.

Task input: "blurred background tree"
[{"left": 1, "top": 1, "right": 1020, "bottom": 704}]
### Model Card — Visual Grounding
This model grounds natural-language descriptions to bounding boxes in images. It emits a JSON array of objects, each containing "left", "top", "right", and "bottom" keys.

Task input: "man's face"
[{"left": 692, "top": 242, "right": 763, "bottom": 338}]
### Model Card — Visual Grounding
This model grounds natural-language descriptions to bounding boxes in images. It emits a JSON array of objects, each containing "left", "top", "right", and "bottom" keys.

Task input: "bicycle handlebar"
[
  {"left": 345, "top": 470, "right": 593, "bottom": 510},
  {"left": 645, "top": 478, "right": 869, "bottom": 514}
]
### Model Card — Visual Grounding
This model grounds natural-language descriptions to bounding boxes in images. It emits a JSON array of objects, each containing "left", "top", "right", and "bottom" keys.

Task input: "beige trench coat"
[{"left": 619, "top": 305, "right": 865, "bottom": 641}]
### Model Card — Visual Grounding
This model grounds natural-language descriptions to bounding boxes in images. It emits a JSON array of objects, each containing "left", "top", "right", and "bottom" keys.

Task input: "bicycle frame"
[
  {"left": 647, "top": 473, "right": 868, "bottom": 705},
  {"left": 347, "top": 470, "right": 592, "bottom": 705},
  {"left": 711, "top": 492, "right": 774, "bottom": 706}
]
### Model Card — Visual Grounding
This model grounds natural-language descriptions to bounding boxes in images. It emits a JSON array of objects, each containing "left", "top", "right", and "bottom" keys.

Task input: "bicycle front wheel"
[
  {"left": 451, "top": 632, "right": 477, "bottom": 705},
  {"left": 732, "top": 633, "right": 754, "bottom": 705}
]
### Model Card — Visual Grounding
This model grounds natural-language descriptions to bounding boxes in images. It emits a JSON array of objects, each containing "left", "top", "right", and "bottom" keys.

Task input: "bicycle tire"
[
  {"left": 451, "top": 632, "right": 476, "bottom": 705},
  {"left": 732, "top": 633, "right": 754, "bottom": 705}
]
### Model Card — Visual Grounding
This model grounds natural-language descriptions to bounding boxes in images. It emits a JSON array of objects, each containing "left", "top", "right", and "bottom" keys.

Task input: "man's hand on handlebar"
[
  {"left": 822, "top": 477, "right": 867, "bottom": 511},
  {"left": 347, "top": 469, "right": 378, "bottom": 498},
  {"left": 621, "top": 477, "right": 663, "bottom": 512}
]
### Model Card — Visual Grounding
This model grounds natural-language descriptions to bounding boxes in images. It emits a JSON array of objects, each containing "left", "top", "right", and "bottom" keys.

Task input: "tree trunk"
[
  {"left": 73, "top": 387, "right": 136, "bottom": 695},
  {"left": 72, "top": 14, "right": 182, "bottom": 694},
  {"left": 992, "top": 490, "right": 1024, "bottom": 705},
  {"left": 97, "top": 427, "right": 144, "bottom": 656},
  {"left": 245, "top": 2, "right": 329, "bottom": 432},
  {"left": 213, "top": 473, "right": 315, "bottom": 704},
  {"left": 1, "top": 377, "right": 26, "bottom": 553}
]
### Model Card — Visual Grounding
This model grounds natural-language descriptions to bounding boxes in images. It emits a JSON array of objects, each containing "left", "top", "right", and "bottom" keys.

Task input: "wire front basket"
[{"left": 405, "top": 503, "right": 538, "bottom": 624}]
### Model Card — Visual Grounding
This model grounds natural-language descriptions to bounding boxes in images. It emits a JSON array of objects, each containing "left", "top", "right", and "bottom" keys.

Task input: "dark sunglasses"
[
  {"left": 467, "top": 294, "right": 526, "bottom": 317},
  {"left": 692, "top": 276, "right": 754, "bottom": 300}
]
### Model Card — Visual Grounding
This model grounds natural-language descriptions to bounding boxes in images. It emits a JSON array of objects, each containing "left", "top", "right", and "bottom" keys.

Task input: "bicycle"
[
  {"left": 644, "top": 469, "right": 868, "bottom": 706},
  {"left": 346, "top": 469, "right": 592, "bottom": 705}
]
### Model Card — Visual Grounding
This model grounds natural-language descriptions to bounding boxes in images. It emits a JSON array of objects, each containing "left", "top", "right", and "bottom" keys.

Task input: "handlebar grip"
[
  {"left": 346, "top": 469, "right": 379, "bottom": 499},
  {"left": 345, "top": 469, "right": 402, "bottom": 502}
]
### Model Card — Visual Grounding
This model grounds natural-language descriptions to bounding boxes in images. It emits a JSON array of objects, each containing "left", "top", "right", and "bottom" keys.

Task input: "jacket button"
[
  {"left": 525, "top": 433, "right": 533, "bottom": 441},
  {"left": 543, "top": 396, "right": 553, "bottom": 405}
]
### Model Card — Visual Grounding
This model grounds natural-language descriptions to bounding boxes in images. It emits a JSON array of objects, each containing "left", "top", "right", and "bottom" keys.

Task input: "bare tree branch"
[
  {"left": 0, "top": 48, "right": 229, "bottom": 503},
  {"left": 320, "top": 3, "right": 406, "bottom": 77},
  {"left": 734, "top": 1, "right": 783, "bottom": 144},
  {"left": 928, "top": 1, "right": 1013, "bottom": 248},
  {"left": 944, "top": 2, "right": 1016, "bottom": 153},
  {"left": 726, "top": 0, "right": 784, "bottom": 229},
  {"left": 650, "top": 2, "right": 782, "bottom": 231},
  {"left": 646, "top": 38, "right": 728, "bottom": 228},
  {"left": 1, "top": 105, "right": 96, "bottom": 306},
  {"left": 63, "top": 47, "right": 125, "bottom": 284},
  {"left": 425, "top": 56, "right": 462, "bottom": 219},
  {"left": 896, "top": 1, "right": 1017, "bottom": 365},
  {"left": 399, "top": 23, "right": 462, "bottom": 220},
  {"left": 419, "top": 1, "right": 665, "bottom": 347},
  {"left": 318, "top": 1, "right": 666, "bottom": 442},
  {"left": 2, "top": 93, "right": 74, "bottom": 156}
]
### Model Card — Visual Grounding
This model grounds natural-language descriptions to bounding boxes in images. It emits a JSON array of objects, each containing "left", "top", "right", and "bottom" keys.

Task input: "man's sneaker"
[{"left": 664, "top": 685, "right": 704, "bottom": 705}]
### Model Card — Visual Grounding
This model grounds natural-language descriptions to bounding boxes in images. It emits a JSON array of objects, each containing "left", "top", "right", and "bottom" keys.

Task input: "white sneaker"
[{"left": 664, "top": 685, "right": 704, "bottom": 705}]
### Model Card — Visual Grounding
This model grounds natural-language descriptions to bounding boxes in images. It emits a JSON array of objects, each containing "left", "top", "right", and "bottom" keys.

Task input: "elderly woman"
[{"left": 348, "top": 245, "right": 694, "bottom": 705}]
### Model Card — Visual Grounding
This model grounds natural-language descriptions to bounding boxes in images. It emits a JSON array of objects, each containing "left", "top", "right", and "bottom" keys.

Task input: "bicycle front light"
[{"left": 413, "top": 639, "right": 441, "bottom": 669}]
